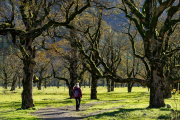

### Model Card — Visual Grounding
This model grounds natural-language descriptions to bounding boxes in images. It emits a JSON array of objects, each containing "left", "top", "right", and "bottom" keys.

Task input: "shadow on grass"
[
  {"left": 42, "top": 116, "right": 86, "bottom": 120},
  {"left": 97, "top": 92, "right": 147, "bottom": 100},
  {"left": 157, "top": 115, "right": 171, "bottom": 119},
  {"left": 159, "top": 108, "right": 172, "bottom": 111},
  {"left": 86, "top": 108, "right": 145, "bottom": 119},
  {"left": 86, "top": 106, "right": 175, "bottom": 120},
  {"left": 0, "top": 102, "right": 21, "bottom": 109},
  {"left": 0, "top": 100, "right": 74, "bottom": 110}
]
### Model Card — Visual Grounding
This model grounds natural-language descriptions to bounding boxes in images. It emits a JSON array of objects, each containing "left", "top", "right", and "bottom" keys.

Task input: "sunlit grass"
[{"left": 0, "top": 86, "right": 180, "bottom": 120}]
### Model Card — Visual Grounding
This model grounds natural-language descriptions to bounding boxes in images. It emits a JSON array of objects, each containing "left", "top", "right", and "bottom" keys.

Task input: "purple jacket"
[{"left": 73, "top": 87, "right": 82, "bottom": 98}]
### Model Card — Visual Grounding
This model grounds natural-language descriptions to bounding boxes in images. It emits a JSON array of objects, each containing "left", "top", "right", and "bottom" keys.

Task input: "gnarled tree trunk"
[
  {"left": 91, "top": 73, "right": 98, "bottom": 99},
  {"left": 164, "top": 80, "right": 172, "bottom": 98},
  {"left": 69, "top": 60, "right": 78, "bottom": 98},
  {"left": 21, "top": 59, "right": 36, "bottom": 109},
  {"left": 69, "top": 34, "right": 78, "bottom": 98},
  {"left": 149, "top": 63, "right": 165, "bottom": 108},
  {"left": 91, "top": 49, "right": 99, "bottom": 99}
]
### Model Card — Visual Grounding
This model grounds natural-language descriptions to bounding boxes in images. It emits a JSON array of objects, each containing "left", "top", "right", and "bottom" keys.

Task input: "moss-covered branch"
[
  {"left": 120, "top": 2, "right": 145, "bottom": 39},
  {"left": 161, "top": 47, "right": 180, "bottom": 58},
  {"left": 159, "top": 3, "right": 180, "bottom": 37},
  {"left": 51, "top": 63, "right": 70, "bottom": 88},
  {"left": 0, "top": 24, "right": 25, "bottom": 36},
  {"left": 150, "top": 0, "right": 176, "bottom": 33},
  {"left": 123, "top": 0, "right": 146, "bottom": 25}
]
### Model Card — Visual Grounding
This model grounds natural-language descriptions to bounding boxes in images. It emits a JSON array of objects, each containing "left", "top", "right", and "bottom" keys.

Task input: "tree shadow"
[
  {"left": 42, "top": 116, "right": 86, "bottom": 120},
  {"left": 85, "top": 108, "right": 145, "bottom": 119},
  {"left": 157, "top": 115, "right": 171, "bottom": 119}
]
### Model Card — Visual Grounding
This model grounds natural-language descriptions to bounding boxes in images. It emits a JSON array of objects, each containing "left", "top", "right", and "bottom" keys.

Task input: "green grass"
[{"left": 0, "top": 86, "right": 180, "bottom": 120}]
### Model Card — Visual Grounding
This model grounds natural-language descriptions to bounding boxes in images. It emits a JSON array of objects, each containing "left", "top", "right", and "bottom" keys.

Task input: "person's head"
[{"left": 75, "top": 83, "right": 79, "bottom": 88}]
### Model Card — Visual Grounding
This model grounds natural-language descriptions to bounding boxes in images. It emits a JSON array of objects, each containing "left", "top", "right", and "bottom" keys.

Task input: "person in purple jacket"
[{"left": 73, "top": 83, "right": 82, "bottom": 111}]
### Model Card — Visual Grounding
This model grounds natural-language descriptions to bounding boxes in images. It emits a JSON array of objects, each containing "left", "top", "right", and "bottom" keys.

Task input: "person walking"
[{"left": 73, "top": 83, "right": 82, "bottom": 111}]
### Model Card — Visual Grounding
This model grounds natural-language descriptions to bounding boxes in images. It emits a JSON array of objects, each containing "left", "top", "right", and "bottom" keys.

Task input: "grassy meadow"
[{"left": 0, "top": 86, "right": 180, "bottom": 120}]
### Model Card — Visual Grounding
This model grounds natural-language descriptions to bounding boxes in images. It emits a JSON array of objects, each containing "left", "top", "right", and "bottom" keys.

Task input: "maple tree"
[
  {"left": 74, "top": 0, "right": 180, "bottom": 108},
  {"left": 98, "top": 0, "right": 180, "bottom": 107},
  {"left": 0, "top": 0, "right": 91, "bottom": 109}
]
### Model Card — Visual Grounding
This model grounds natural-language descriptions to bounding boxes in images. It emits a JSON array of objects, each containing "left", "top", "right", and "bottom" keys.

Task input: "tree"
[
  {"left": 49, "top": 33, "right": 86, "bottom": 98},
  {"left": 35, "top": 51, "right": 52, "bottom": 90},
  {"left": 0, "top": 0, "right": 91, "bottom": 109},
  {"left": 81, "top": 8, "right": 103, "bottom": 99},
  {"left": 118, "top": 0, "right": 180, "bottom": 107},
  {"left": 50, "top": 5, "right": 103, "bottom": 99},
  {"left": 75, "top": 0, "right": 180, "bottom": 108},
  {"left": 102, "top": 29, "right": 124, "bottom": 92},
  {"left": 0, "top": 53, "right": 22, "bottom": 89}
]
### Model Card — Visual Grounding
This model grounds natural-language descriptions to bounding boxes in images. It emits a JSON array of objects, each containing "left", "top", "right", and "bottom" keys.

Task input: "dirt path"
[
  {"left": 32, "top": 92, "right": 149, "bottom": 120},
  {"left": 32, "top": 100, "right": 125, "bottom": 120}
]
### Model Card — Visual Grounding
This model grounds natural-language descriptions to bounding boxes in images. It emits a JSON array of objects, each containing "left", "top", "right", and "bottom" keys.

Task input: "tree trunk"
[
  {"left": 91, "top": 73, "right": 98, "bottom": 99},
  {"left": 37, "top": 77, "right": 42, "bottom": 90},
  {"left": 69, "top": 59, "right": 78, "bottom": 98},
  {"left": 106, "top": 78, "right": 110, "bottom": 92},
  {"left": 57, "top": 81, "right": 59, "bottom": 88},
  {"left": 89, "top": 77, "right": 91, "bottom": 88},
  {"left": 48, "top": 80, "right": 50, "bottom": 87},
  {"left": 4, "top": 79, "right": 8, "bottom": 89},
  {"left": 68, "top": 31, "right": 78, "bottom": 98},
  {"left": 21, "top": 59, "right": 36, "bottom": 109},
  {"left": 164, "top": 86, "right": 172, "bottom": 98},
  {"left": 2, "top": 67, "right": 8, "bottom": 89},
  {"left": 103, "top": 79, "right": 104, "bottom": 87},
  {"left": 84, "top": 80, "right": 85, "bottom": 88},
  {"left": 164, "top": 80, "right": 172, "bottom": 98},
  {"left": 19, "top": 77, "right": 21, "bottom": 89},
  {"left": 110, "top": 79, "right": 114, "bottom": 91},
  {"left": 10, "top": 75, "right": 17, "bottom": 91},
  {"left": 173, "top": 83, "right": 178, "bottom": 91},
  {"left": 69, "top": 85, "right": 74, "bottom": 99},
  {"left": 128, "top": 82, "right": 134, "bottom": 93},
  {"left": 44, "top": 79, "right": 47, "bottom": 88},
  {"left": 149, "top": 64, "right": 165, "bottom": 108},
  {"left": 4, "top": 72, "right": 8, "bottom": 89}
]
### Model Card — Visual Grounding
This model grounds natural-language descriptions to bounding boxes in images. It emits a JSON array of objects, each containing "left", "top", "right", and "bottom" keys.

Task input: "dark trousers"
[{"left": 75, "top": 97, "right": 81, "bottom": 110}]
